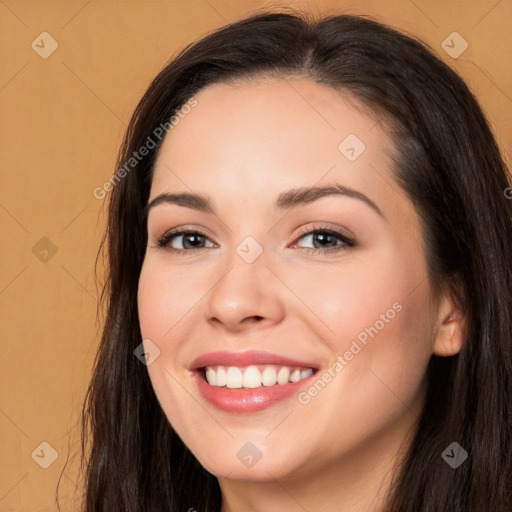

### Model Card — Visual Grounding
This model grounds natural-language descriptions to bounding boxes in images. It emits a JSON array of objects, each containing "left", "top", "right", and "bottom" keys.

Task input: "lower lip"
[{"left": 193, "top": 371, "right": 315, "bottom": 413}]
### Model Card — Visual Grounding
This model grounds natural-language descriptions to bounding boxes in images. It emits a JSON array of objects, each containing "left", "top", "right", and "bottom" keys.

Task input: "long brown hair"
[{"left": 67, "top": 10, "right": 512, "bottom": 511}]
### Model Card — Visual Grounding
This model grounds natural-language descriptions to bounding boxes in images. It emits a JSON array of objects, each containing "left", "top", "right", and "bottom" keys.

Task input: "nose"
[{"left": 204, "top": 249, "right": 285, "bottom": 333}]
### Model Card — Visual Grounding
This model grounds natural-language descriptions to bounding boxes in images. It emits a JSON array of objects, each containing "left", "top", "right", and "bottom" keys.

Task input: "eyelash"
[{"left": 154, "top": 225, "right": 356, "bottom": 255}]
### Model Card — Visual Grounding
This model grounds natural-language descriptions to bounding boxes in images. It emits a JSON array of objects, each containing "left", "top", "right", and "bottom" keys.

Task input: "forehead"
[{"left": 150, "top": 77, "right": 402, "bottom": 217}]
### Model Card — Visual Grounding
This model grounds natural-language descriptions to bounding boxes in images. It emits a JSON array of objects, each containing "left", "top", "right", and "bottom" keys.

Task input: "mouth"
[{"left": 189, "top": 350, "right": 320, "bottom": 413}]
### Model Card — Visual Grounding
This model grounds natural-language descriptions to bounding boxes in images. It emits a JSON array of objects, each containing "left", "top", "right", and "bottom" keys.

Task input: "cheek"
[
  {"left": 293, "top": 245, "right": 433, "bottom": 398},
  {"left": 288, "top": 259, "right": 433, "bottom": 455},
  {"left": 137, "top": 259, "right": 207, "bottom": 340},
  {"left": 291, "top": 246, "right": 428, "bottom": 343},
  {"left": 137, "top": 273, "right": 163, "bottom": 339},
  {"left": 137, "top": 263, "right": 205, "bottom": 435}
]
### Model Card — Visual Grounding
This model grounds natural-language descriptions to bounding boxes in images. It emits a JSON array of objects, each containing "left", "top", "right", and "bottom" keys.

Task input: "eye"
[
  {"left": 291, "top": 226, "right": 356, "bottom": 254},
  {"left": 155, "top": 229, "right": 216, "bottom": 253}
]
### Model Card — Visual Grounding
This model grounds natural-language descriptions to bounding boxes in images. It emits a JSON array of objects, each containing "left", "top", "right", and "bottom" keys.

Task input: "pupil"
[
  {"left": 185, "top": 234, "right": 203, "bottom": 248},
  {"left": 315, "top": 233, "right": 335, "bottom": 247}
]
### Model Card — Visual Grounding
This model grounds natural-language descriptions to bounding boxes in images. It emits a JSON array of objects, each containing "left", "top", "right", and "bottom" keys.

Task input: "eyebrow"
[{"left": 144, "top": 183, "right": 384, "bottom": 219}]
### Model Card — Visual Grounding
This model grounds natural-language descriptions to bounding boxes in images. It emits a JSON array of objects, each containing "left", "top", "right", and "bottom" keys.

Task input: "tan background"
[{"left": 1, "top": 0, "right": 511, "bottom": 510}]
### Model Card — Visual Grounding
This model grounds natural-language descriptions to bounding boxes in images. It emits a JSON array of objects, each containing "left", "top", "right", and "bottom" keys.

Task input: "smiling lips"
[{"left": 189, "top": 350, "right": 319, "bottom": 413}]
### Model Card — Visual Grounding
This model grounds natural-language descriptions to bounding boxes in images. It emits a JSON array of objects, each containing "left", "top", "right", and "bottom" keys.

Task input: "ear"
[{"left": 432, "top": 282, "right": 466, "bottom": 357}]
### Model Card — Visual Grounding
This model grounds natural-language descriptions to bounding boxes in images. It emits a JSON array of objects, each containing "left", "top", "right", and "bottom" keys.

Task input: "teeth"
[
  {"left": 262, "top": 366, "right": 277, "bottom": 386},
  {"left": 226, "top": 367, "right": 243, "bottom": 388},
  {"left": 290, "top": 369, "right": 301, "bottom": 382},
  {"left": 216, "top": 366, "right": 226, "bottom": 387},
  {"left": 301, "top": 368, "right": 313, "bottom": 379},
  {"left": 242, "top": 366, "right": 261, "bottom": 388},
  {"left": 204, "top": 364, "right": 315, "bottom": 388},
  {"left": 277, "top": 367, "right": 290, "bottom": 385},
  {"left": 206, "top": 367, "right": 216, "bottom": 386}
]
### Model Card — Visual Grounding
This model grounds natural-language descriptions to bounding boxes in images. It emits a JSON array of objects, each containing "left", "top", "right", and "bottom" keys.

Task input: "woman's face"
[{"left": 137, "top": 77, "right": 449, "bottom": 483}]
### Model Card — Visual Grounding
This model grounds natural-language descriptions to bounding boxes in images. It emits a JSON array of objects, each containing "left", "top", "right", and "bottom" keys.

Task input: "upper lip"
[{"left": 189, "top": 350, "right": 320, "bottom": 371}]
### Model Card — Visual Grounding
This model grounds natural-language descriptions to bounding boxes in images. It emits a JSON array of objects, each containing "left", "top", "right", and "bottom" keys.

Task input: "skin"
[{"left": 137, "top": 77, "right": 465, "bottom": 512}]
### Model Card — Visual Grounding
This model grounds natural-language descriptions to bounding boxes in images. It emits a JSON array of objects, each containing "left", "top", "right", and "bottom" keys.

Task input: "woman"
[{"left": 76, "top": 11, "right": 512, "bottom": 512}]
